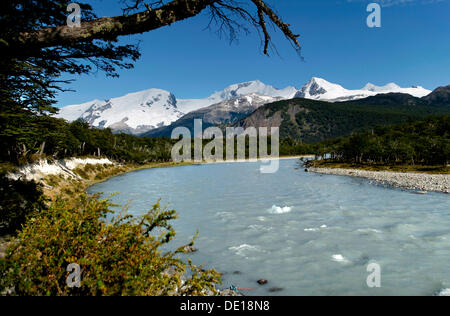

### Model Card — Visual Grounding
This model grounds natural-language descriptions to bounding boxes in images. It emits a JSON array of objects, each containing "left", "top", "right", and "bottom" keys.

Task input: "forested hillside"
[{"left": 235, "top": 95, "right": 450, "bottom": 142}]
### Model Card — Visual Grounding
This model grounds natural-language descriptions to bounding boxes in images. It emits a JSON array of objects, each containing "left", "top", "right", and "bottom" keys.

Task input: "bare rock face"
[{"left": 295, "top": 79, "right": 327, "bottom": 98}]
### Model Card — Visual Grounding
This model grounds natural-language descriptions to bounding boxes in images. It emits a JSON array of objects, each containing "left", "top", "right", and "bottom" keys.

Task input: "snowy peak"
[
  {"left": 297, "top": 77, "right": 347, "bottom": 99},
  {"left": 361, "top": 82, "right": 430, "bottom": 98},
  {"left": 363, "top": 82, "right": 401, "bottom": 92},
  {"left": 177, "top": 80, "right": 296, "bottom": 113},
  {"left": 210, "top": 80, "right": 297, "bottom": 101},
  {"left": 295, "top": 77, "right": 432, "bottom": 102},
  {"left": 56, "top": 88, "right": 183, "bottom": 135},
  {"left": 206, "top": 93, "right": 281, "bottom": 114}
]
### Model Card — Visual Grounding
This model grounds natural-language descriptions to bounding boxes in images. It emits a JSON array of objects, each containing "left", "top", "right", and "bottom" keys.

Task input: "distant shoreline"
[{"left": 202, "top": 155, "right": 313, "bottom": 165}]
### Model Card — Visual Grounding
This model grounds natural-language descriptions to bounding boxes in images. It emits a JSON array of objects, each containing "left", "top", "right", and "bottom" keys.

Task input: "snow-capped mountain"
[
  {"left": 56, "top": 89, "right": 184, "bottom": 135},
  {"left": 177, "top": 80, "right": 297, "bottom": 113},
  {"left": 144, "top": 93, "right": 282, "bottom": 137},
  {"left": 56, "top": 77, "right": 433, "bottom": 135},
  {"left": 295, "top": 77, "right": 431, "bottom": 102},
  {"left": 195, "top": 93, "right": 282, "bottom": 125},
  {"left": 56, "top": 81, "right": 296, "bottom": 134}
]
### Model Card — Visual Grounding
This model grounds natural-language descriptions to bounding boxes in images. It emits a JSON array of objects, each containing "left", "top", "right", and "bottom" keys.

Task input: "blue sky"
[{"left": 57, "top": 0, "right": 450, "bottom": 107}]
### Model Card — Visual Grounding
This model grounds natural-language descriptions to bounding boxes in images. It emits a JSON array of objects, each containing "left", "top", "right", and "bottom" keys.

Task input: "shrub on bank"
[
  {"left": 0, "top": 175, "right": 46, "bottom": 235},
  {"left": 0, "top": 194, "right": 221, "bottom": 296}
]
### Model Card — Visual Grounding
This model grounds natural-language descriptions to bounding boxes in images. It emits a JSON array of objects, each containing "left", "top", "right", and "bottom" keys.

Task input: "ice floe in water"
[
  {"left": 268, "top": 205, "right": 292, "bottom": 214},
  {"left": 332, "top": 254, "right": 350, "bottom": 263}
]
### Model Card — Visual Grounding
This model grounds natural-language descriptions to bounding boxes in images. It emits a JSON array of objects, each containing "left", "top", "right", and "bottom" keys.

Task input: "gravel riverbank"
[{"left": 309, "top": 167, "right": 450, "bottom": 194}]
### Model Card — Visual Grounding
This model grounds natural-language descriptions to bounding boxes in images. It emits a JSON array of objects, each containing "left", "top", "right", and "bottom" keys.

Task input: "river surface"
[{"left": 88, "top": 159, "right": 450, "bottom": 296}]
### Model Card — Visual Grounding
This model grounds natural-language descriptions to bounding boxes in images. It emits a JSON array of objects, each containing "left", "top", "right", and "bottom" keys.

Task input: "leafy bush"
[
  {"left": 0, "top": 175, "right": 46, "bottom": 235},
  {"left": 0, "top": 194, "right": 221, "bottom": 296}
]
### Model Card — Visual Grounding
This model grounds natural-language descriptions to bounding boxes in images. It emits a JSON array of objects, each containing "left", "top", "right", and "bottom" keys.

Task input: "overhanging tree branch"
[
  {"left": 14, "top": 0, "right": 214, "bottom": 49},
  {"left": 10, "top": 0, "right": 301, "bottom": 56}
]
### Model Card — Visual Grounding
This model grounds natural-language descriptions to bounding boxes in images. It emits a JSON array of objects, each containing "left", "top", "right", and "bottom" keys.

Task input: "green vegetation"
[
  {"left": 0, "top": 177, "right": 46, "bottom": 235},
  {"left": 1, "top": 112, "right": 314, "bottom": 166},
  {"left": 0, "top": 195, "right": 221, "bottom": 296},
  {"left": 241, "top": 97, "right": 450, "bottom": 142},
  {"left": 308, "top": 115, "right": 450, "bottom": 169},
  {"left": 0, "top": 116, "right": 176, "bottom": 165}
]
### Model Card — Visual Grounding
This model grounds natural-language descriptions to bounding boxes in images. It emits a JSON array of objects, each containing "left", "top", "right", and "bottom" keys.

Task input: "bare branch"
[{"left": 251, "top": 0, "right": 301, "bottom": 54}]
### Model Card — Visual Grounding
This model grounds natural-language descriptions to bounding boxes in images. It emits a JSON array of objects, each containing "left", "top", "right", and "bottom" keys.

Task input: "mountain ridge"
[{"left": 56, "top": 77, "right": 435, "bottom": 135}]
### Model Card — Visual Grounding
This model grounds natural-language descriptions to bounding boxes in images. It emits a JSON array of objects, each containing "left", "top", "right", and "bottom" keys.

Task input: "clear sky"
[{"left": 56, "top": 0, "right": 450, "bottom": 107}]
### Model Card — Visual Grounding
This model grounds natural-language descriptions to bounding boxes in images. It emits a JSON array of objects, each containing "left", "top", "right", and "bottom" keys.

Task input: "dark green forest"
[
  {"left": 0, "top": 113, "right": 175, "bottom": 166},
  {"left": 309, "top": 115, "right": 450, "bottom": 167},
  {"left": 2, "top": 111, "right": 448, "bottom": 168},
  {"left": 0, "top": 111, "right": 311, "bottom": 167}
]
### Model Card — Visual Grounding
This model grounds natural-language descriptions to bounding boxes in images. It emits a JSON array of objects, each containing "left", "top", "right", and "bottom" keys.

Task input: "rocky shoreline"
[{"left": 309, "top": 167, "right": 450, "bottom": 194}]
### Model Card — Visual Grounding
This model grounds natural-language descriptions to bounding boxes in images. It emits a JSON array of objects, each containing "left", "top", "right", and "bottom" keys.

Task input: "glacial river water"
[{"left": 88, "top": 159, "right": 450, "bottom": 296}]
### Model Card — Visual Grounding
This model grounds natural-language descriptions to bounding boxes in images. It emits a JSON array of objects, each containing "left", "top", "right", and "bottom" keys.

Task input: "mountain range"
[{"left": 56, "top": 77, "right": 434, "bottom": 135}]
